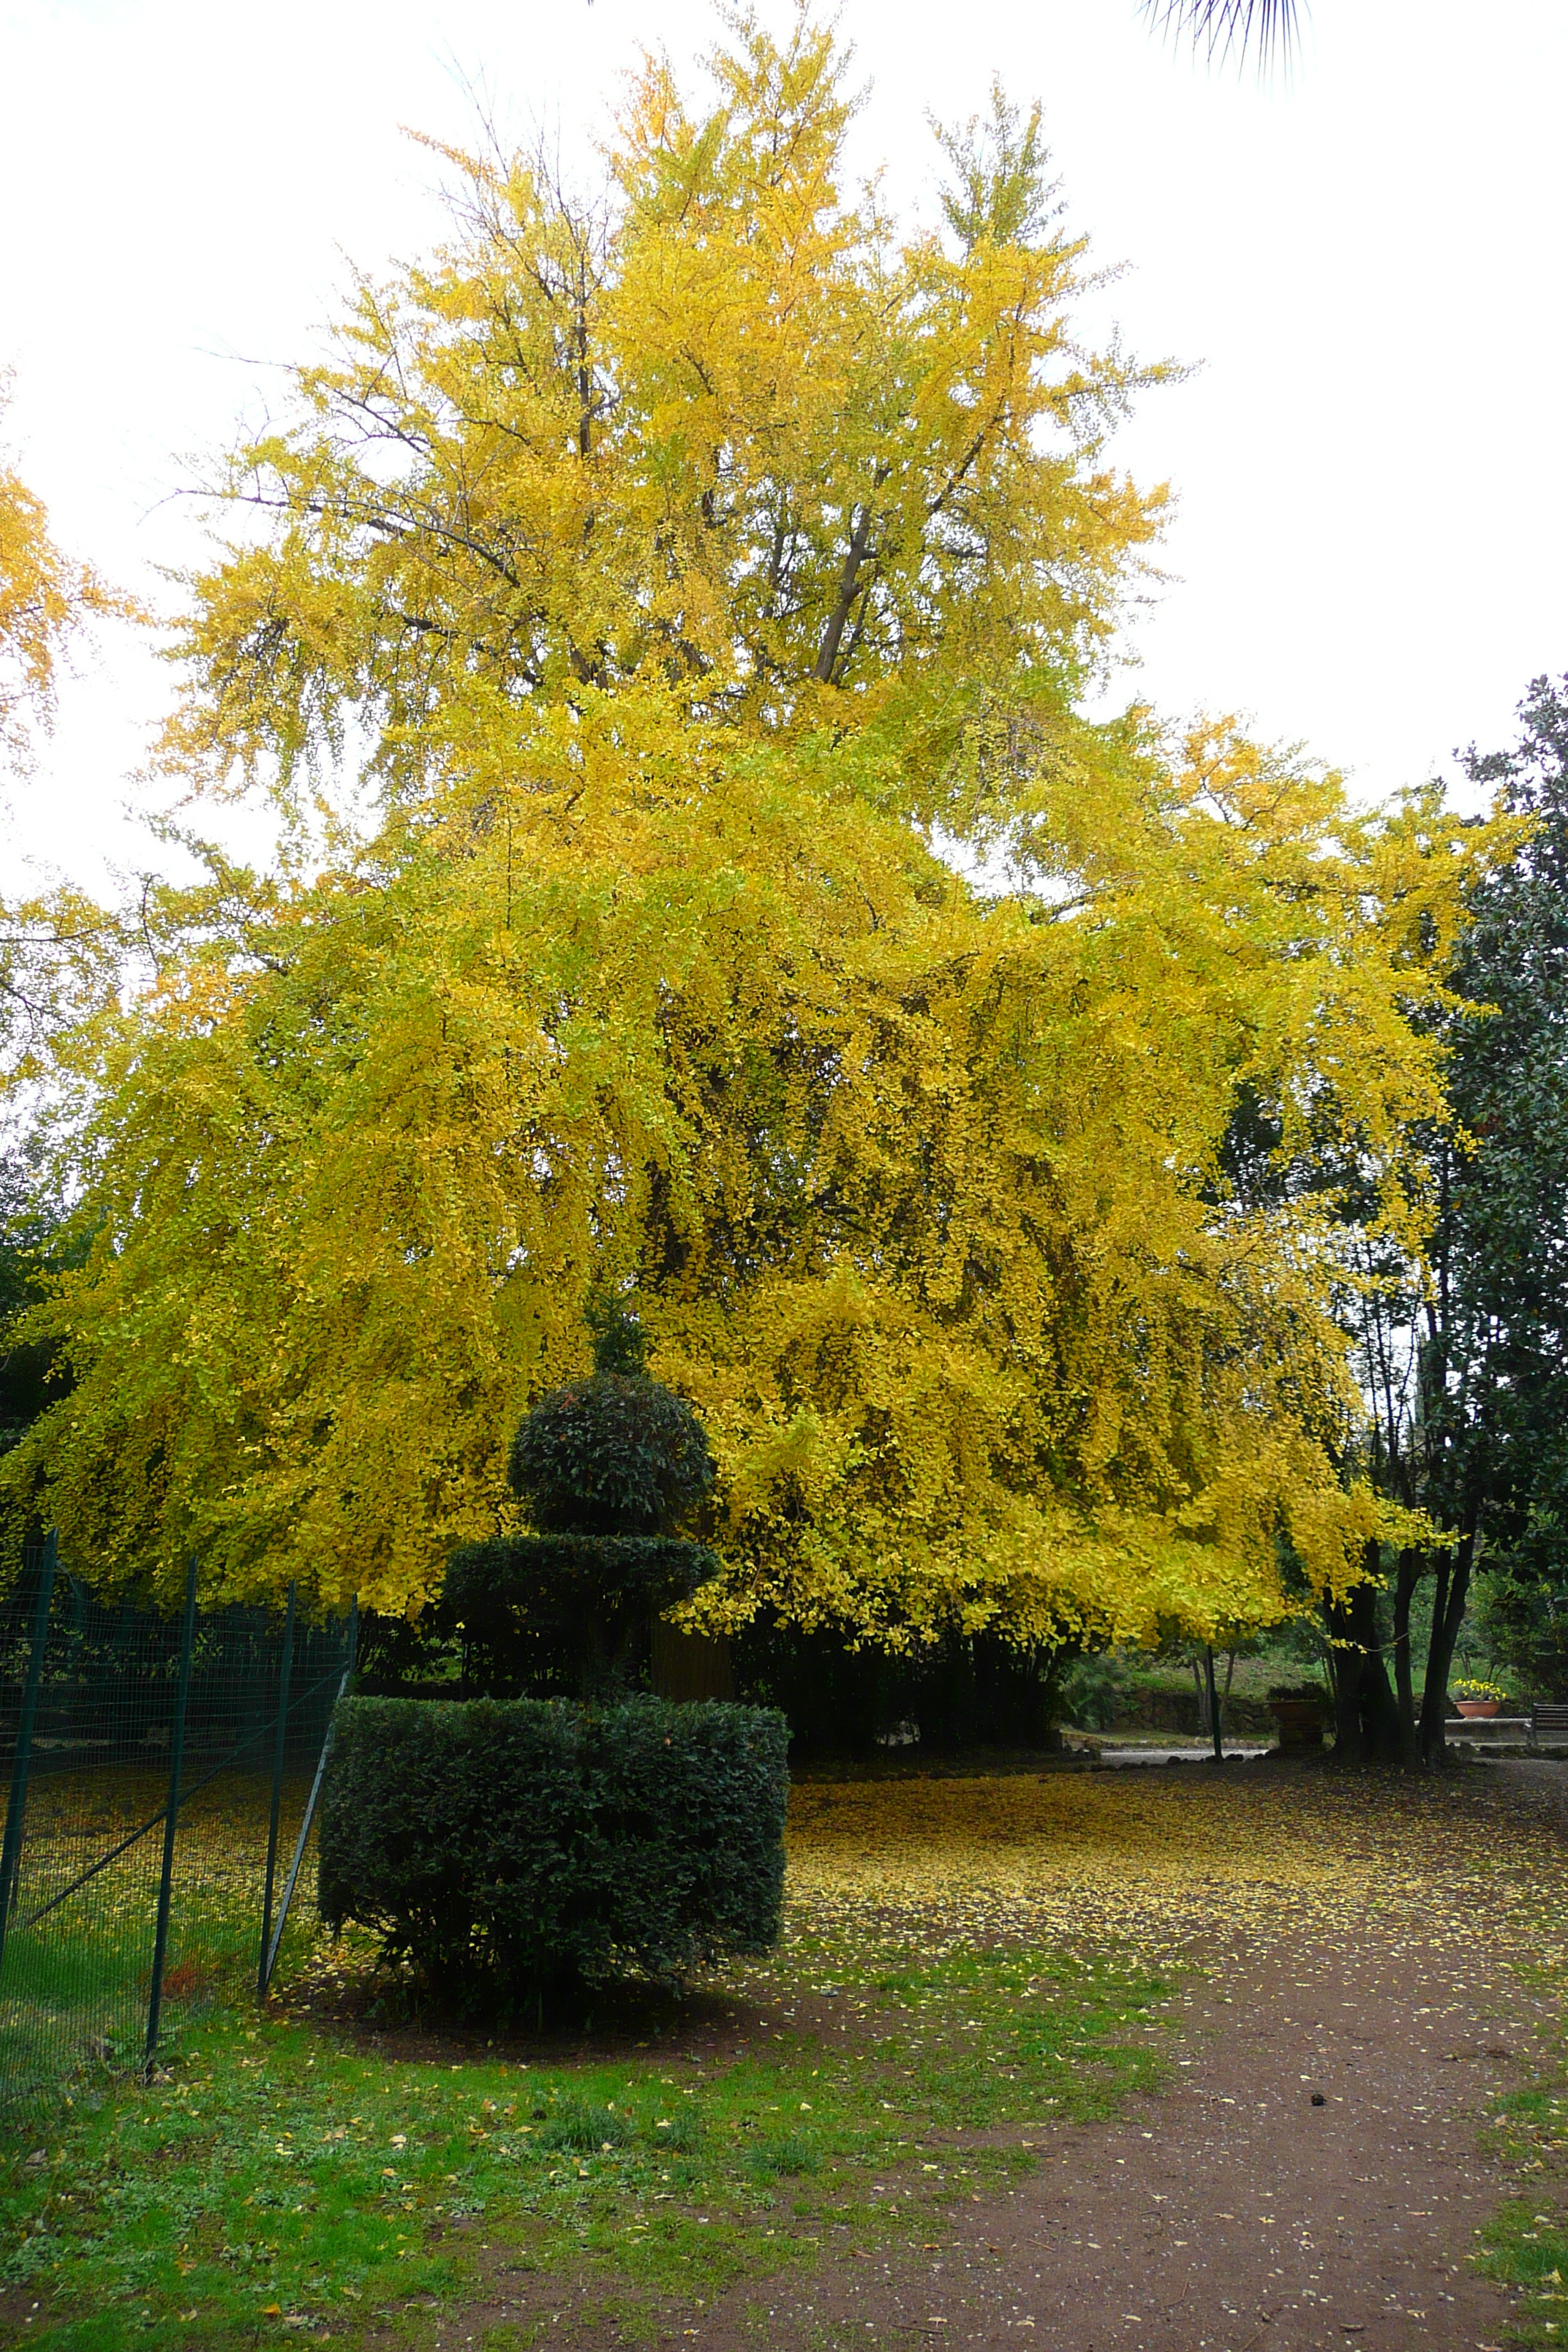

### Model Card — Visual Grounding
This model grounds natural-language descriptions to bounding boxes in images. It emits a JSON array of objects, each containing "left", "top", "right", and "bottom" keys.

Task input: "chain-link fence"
[{"left": 0, "top": 1537, "right": 354, "bottom": 2119}]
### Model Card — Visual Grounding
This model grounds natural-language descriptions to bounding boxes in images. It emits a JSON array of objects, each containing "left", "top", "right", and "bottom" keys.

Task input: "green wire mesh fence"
[{"left": 0, "top": 1537, "right": 354, "bottom": 2119}]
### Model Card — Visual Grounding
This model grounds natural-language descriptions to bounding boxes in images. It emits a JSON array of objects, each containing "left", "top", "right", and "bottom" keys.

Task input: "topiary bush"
[
  {"left": 318, "top": 1692, "right": 788, "bottom": 2007},
  {"left": 443, "top": 1534, "right": 717, "bottom": 1695},
  {"left": 507, "top": 1291, "right": 715, "bottom": 1537},
  {"left": 448, "top": 1296, "right": 718, "bottom": 1695},
  {"left": 323, "top": 1301, "right": 788, "bottom": 2012},
  {"left": 508, "top": 1368, "right": 714, "bottom": 1537}
]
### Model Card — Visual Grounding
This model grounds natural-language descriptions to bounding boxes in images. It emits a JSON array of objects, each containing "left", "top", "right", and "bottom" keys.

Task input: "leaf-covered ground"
[
  {"left": 785, "top": 1757, "right": 1568, "bottom": 1961},
  {"left": 2, "top": 1754, "right": 1567, "bottom": 2350}
]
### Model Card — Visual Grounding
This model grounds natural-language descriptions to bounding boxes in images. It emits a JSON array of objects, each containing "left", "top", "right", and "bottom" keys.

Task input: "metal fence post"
[
  {"left": 0, "top": 1532, "right": 58, "bottom": 1985},
  {"left": 144, "top": 1559, "right": 198, "bottom": 2076},
  {"left": 261, "top": 1599, "right": 356, "bottom": 1997},
  {"left": 257, "top": 1583, "right": 296, "bottom": 1999},
  {"left": 1205, "top": 1644, "right": 1224, "bottom": 1763}
]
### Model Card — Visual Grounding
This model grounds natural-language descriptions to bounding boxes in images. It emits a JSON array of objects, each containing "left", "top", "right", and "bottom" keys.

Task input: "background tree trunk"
[
  {"left": 1194, "top": 1656, "right": 1222, "bottom": 1749},
  {"left": 1392, "top": 1548, "right": 1422, "bottom": 1769},
  {"left": 1327, "top": 1553, "right": 1402, "bottom": 1763},
  {"left": 1419, "top": 1527, "right": 1474, "bottom": 1766}
]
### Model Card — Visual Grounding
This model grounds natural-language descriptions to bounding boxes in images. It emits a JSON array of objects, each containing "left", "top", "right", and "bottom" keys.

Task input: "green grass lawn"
[
  {"left": 1476, "top": 1964, "right": 1568, "bottom": 2345},
  {"left": 0, "top": 1770, "right": 325, "bottom": 2117},
  {"left": 5, "top": 1760, "right": 1567, "bottom": 2348},
  {"left": 0, "top": 1929, "right": 1172, "bottom": 2350}
]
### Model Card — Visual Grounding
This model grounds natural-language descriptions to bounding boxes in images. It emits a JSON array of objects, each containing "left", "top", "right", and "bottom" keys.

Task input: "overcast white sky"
[{"left": 2, "top": 0, "right": 1564, "bottom": 896}]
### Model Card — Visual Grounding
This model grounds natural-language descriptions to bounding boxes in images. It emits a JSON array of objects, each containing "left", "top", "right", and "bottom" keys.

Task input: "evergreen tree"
[{"left": 1449, "top": 680, "right": 1568, "bottom": 1703}]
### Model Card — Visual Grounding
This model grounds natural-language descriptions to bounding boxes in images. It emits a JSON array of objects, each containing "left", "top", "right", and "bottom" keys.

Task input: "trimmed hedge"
[
  {"left": 446, "top": 1533, "right": 716, "bottom": 1637},
  {"left": 441, "top": 1532, "right": 720, "bottom": 1696},
  {"left": 318, "top": 1693, "right": 788, "bottom": 2001},
  {"left": 508, "top": 1372, "right": 714, "bottom": 1537}
]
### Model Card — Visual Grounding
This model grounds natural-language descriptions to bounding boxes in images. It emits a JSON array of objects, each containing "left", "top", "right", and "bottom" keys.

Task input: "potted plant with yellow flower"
[{"left": 1453, "top": 1678, "right": 1507, "bottom": 1720}]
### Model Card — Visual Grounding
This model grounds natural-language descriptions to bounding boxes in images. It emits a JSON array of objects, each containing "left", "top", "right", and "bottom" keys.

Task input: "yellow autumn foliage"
[
  {"left": 0, "top": 383, "right": 134, "bottom": 1077},
  {"left": 3, "top": 17, "right": 1508, "bottom": 1644},
  {"left": 0, "top": 405, "right": 112, "bottom": 772}
]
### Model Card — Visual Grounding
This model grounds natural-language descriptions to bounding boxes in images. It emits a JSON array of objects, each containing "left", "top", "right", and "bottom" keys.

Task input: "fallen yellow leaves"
[{"left": 781, "top": 1768, "right": 1568, "bottom": 1965}]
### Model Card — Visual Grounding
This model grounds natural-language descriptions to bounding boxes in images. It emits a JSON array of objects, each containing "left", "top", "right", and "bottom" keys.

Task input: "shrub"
[
  {"left": 454, "top": 1296, "right": 720, "bottom": 1695},
  {"left": 1058, "top": 1652, "right": 1123, "bottom": 1734},
  {"left": 445, "top": 1533, "right": 716, "bottom": 1695},
  {"left": 318, "top": 1692, "right": 788, "bottom": 2005},
  {"left": 508, "top": 1375, "right": 715, "bottom": 1538},
  {"left": 507, "top": 1300, "right": 715, "bottom": 1538}
]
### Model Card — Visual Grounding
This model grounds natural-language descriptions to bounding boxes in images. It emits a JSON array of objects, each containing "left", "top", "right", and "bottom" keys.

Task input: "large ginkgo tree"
[{"left": 6, "top": 15, "right": 1499, "bottom": 1651}]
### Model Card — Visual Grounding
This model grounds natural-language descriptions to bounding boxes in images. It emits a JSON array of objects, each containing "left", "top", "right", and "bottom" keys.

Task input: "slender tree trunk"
[
  {"left": 1419, "top": 1524, "right": 1476, "bottom": 1767},
  {"left": 1327, "top": 1548, "right": 1402, "bottom": 1763},
  {"left": 1328, "top": 1591, "right": 1362, "bottom": 1760},
  {"left": 1194, "top": 1665, "right": 1222, "bottom": 1740},
  {"left": 1417, "top": 1548, "right": 1451, "bottom": 1764},
  {"left": 1392, "top": 1548, "right": 1422, "bottom": 1770}
]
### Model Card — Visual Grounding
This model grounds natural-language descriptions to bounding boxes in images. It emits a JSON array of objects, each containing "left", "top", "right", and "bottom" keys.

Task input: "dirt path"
[
  {"left": 415, "top": 1760, "right": 1567, "bottom": 2351},
  {"left": 690, "top": 1936, "right": 1537, "bottom": 2351}
]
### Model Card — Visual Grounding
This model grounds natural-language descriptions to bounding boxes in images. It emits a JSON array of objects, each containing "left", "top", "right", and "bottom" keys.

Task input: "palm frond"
[{"left": 1142, "top": 0, "right": 1302, "bottom": 71}]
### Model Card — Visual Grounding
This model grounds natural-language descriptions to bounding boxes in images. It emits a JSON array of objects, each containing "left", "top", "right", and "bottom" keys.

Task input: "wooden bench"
[{"left": 1531, "top": 1703, "right": 1568, "bottom": 1744}]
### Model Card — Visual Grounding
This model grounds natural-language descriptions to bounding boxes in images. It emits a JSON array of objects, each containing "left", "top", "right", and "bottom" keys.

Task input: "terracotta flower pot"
[
  {"left": 1455, "top": 1699, "right": 1501, "bottom": 1719},
  {"left": 1270, "top": 1698, "right": 1324, "bottom": 1749}
]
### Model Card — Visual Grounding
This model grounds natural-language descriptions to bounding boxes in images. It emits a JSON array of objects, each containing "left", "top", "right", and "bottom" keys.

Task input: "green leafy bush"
[
  {"left": 507, "top": 1300, "right": 715, "bottom": 1538},
  {"left": 445, "top": 1533, "right": 717, "bottom": 1695},
  {"left": 508, "top": 1375, "right": 714, "bottom": 1537},
  {"left": 455, "top": 1296, "right": 719, "bottom": 1695},
  {"left": 1058, "top": 1652, "right": 1123, "bottom": 1733},
  {"left": 318, "top": 1692, "right": 788, "bottom": 2004}
]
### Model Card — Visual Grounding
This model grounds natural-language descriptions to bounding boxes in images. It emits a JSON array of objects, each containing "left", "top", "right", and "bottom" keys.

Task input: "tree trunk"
[
  {"left": 1419, "top": 1526, "right": 1475, "bottom": 1767},
  {"left": 813, "top": 504, "right": 876, "bottom": 683},
  {"left": 1191, "top": 1654, "right": 1209, "bottom": 1735},
  {"left": 1392, "top": 1548, "right": 1422, "bottom": 1770},
  {"left": 1328, "top": 1591, "right": 1360, "bottom": 1757},
  {"left": 1327, "top": 1550, "right": 1402, "bottom": 1763}
]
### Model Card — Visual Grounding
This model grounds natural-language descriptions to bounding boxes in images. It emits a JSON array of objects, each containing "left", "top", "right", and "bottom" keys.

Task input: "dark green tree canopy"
[
  {"left": 1447, "top": 677, "right": 1568, "bottom": 1689},
  {"left": 1317, "top": 676, "right": 1568, "bottom": 1763}
]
